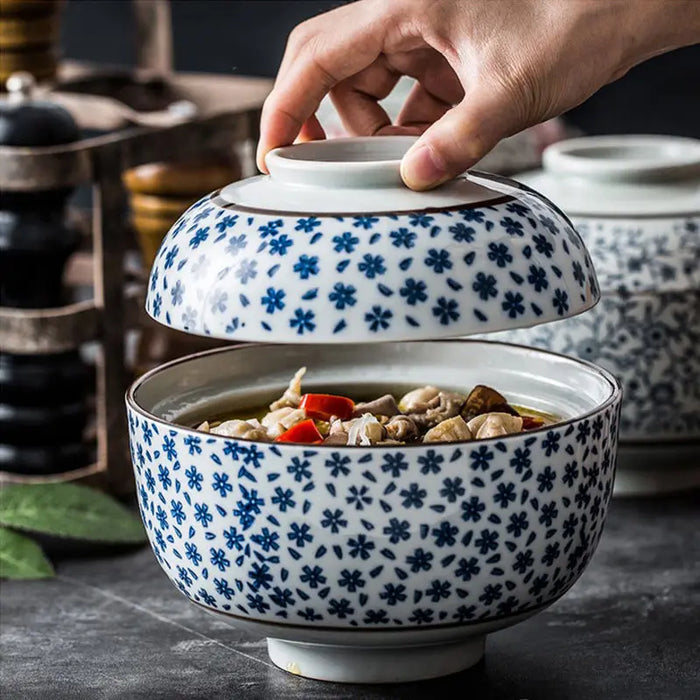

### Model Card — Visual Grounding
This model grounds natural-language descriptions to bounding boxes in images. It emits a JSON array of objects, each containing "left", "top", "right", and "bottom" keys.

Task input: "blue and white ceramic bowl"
[
  {"left": 145, "top": 137, "right": 599, "bottom": 344},
  {"left": 488, "top": 136, "right": 700, "bottom": 496},
  {"left": 126, "top": 340, "right": 621, "bottom": 683}
]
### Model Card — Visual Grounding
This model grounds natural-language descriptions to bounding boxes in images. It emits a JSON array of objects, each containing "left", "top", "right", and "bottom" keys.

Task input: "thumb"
[{"left": 400, "top": 88, "right": 524, "bottom": 191}]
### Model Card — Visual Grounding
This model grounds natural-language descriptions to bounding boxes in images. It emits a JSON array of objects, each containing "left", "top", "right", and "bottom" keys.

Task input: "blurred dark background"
[{"left": 60, "top": 0, "right": 699, "bottom": 138}]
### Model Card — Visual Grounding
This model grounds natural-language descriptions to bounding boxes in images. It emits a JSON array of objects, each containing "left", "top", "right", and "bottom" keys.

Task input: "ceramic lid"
[
  {"left": 519, "top": 135, "right": 700, "bottom": 218},
  {"left": 146, "top": 136, "right": 599, "bottom": 343}
]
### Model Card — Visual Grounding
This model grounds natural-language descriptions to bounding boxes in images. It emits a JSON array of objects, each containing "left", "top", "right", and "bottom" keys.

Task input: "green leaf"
[
  {"left": 0, "top": 483, "right": 147, "bottom": 544},
  {"left": 0, "top": 527, "right": 54, "bottom": 580}
]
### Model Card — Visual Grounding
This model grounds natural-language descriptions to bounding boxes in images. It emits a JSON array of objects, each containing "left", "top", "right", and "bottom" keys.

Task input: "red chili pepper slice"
[
  {"left": 299, "top": 393, "right": 355, "bottom": 421},
  {"left": 275, "top": 419, "right": 324, "bottom": 444},
  {"left": 521, "top": 416, "right": 545, "bottom": 431}
]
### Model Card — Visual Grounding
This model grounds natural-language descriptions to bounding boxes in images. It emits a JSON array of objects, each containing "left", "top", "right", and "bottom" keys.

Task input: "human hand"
[{"left": 257, "top": 0, "right": 700, "bottom": 190}]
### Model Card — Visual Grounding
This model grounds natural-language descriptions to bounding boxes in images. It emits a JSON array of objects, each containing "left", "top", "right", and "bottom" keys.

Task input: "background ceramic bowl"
[
  {"left": 126, "top": 340, "right": 621, "bottom": 683},
  {"left": 487, "top": 136, "right": 700, "bottom": 496}
]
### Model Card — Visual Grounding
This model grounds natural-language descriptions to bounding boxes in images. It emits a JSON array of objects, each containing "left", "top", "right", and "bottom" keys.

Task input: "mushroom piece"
[
  {"left": 261, "top": 407, "right": 307, "bottom": 439},
  {"left": 398, "top": 386, "right": 440, "bottom": 413},
  {"left": 269, "top": 367, "right": 307, "bottom": 411},
  {"left": 346, "top": 413, "right": 386, "bottom": 446},
  {"left": 210, "top": 419, "right": 269, "bottom": 441},
  {"left": 467, "top": 412, "right": 523, "bottom": 439},
  {"left": 460, "top": 385, "right": 520, "bottom": 421},
  {"left": 423, "top": 415, "right": 472, "bottom": 443},
  {"left": 384, "top": 414, "right": 419, "bottom": 442},
  {"left": 409, "top": 391, "right": 467, "bottom": 428},
  {"left": 353, "top": 394, "right": 400, "bottom": 418}
]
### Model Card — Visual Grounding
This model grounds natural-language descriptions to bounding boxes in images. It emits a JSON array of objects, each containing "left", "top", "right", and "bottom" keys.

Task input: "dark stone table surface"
[{"left": 2, "top": 492, "right": 699, "bottom": 700}]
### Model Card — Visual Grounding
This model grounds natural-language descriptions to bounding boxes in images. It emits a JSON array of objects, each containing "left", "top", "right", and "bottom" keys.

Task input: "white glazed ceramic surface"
[
  {"left": 487, "top": 136, "right": 700, "bottom": 495},
  {"left": 145, "top": 137, "right": 598, "bottom": 344},
  {"left": 126, "top": 341, "right": 621, "bottom": 682}
]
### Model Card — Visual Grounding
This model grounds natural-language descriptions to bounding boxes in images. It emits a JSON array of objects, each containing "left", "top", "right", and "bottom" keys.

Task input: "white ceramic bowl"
[{"left": 126, "top": 340, "right": 621, "bottom": 683}]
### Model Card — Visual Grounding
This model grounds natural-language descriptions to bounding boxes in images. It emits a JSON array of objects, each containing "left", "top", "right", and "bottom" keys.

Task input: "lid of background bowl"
[
  {"left": 519, "top": 135, "right": 700, "bottom": 218},
  {"left": 146, "top": 136, "right": 599, "bottom": 343}
]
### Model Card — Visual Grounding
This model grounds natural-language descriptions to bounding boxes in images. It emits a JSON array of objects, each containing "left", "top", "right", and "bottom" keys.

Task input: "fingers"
[
  {"left": 401, "top": 85, "right": 522, "bottom": 190},
  {"left": 297, "top": 115, "right": 326, "bottom": 143},
  {"left": 256, "top": 2, "right": 391, "bottom": 171},
  {"left": 396, "top": 81, "right": 452, "bottom": 130}
]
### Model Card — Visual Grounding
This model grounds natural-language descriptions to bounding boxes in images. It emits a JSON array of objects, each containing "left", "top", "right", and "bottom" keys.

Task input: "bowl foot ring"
[{"left": 266, "top": 634, "right": 486, "bottom": 683}]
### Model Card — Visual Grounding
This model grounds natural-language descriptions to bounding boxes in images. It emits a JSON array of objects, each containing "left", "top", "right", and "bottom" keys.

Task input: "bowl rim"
[{"left": 126, "top": 339, "right": 622, "bottom": 450}]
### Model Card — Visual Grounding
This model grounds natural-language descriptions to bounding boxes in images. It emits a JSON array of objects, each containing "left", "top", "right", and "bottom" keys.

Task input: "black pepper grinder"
[{"left": 0, "top": 72, "right": 90, "bottom": 474}]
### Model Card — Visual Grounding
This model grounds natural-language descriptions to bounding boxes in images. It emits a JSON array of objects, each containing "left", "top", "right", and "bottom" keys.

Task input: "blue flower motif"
[
  {"left": 295, "top": 216, "right": 321, "bottom": 233},
  {"left": 141, "top": 422, "right": 153, "bottom": 445},
  {"left": 533, "top": 233, "right": 554, "bottom": 257},
  {"left": 210, "top": 289, "right": 228, "bottom": 314},
  {"left": 214, "top": 577, "right": 235, "bottom": 600},
  {"left": 185, "top": 465, "right": 203, "bottom": 491},
  {"left": 325, "top": 452, "right": 351, "bottom": 477},
  {"left": 247, "top": 593, "right": 270, "bottom": 613},
  {"left": 321, "top": 508, "right": 347, "bottom": 533},
  {"left": 460, "top": 209, "right": 485, "bottom": 223},
  {"left": 494, "top": 482, "right": 516, "bottom": 507},
  {"left": 433, "top": 296, "right": 460, "bottom": 325},
  {"left": 170, "top": 281, "right": 185, "bottom": 308},
  {"left": 399, "top": 278, "right": 428, "bottom": 305},
  {"left": 455, "top": 558, "right": 481, "bottom": 585},
  {"left": 271, "top": 486, "right": 296, "bottom": 512},
  {"left": 261, "top": 287, "right": 286, "bottom": 314},
  {"left": 164, "top": 246, "right": 179, "bottom": 270},
  {"left": 500, "top": 216, "right": 524, "bottom": 236},
  {"left": 365, "top": 305, "right": 393, "bottom": 332},
  {"left": 288, "top": 522, "right": 313, "bottom": 547},
  {"left": 507, "top": 511, "right": 529, "bottom": 537},
  {"left": 177, "top": 566, "right": 192, "bottom": 587},
  {"left": 289, "top": 308, "right": 316, "bottom": 335},
  {"left": 293, "top": 254, "right": 319, "bottom": 279},
  {"left": 542, "top": 542, "right": 561, "bottom": 566},
  {"left": 182, "top": 306, "right": 197, "bottom": 328},
  {"left": 461, "top": 495, "right": 485, "bottom": 522},
  {"left": 440, "top": 476, "right": 465, "bottom": 502},
  {"left": 449, "top": 223, "right": 476, "bottom": 242},
  {"left": 358, "top": 254, "right": 386, "bottom": 279},
  {"left": 383, "top": 517, "right": 410, "bottom": 544},
  {"left": 198, "top": 589, "right": 216, "bottom": 607},
  {"left": 541, "top": 431, "right": 561, "bottom": 456},
  {"left": 183, "top": 435, "right": 202, "bottom": 455},
  {"left": 553, "top": 288, "right": 570, "bottom": 316},
  {"left": 332, "top": 231, "right": 359, "bottom": 253},
  {"left": 353, "top": 216, "right": 379, "bottom": 229},
  {"left": 251, "top": 527, "right": 280, "bottom": 552},
  {"left": 425, "top": 579, "right": 451, "bottom": 602},
  {"left": 268, "top": 234, "right": 293, "bottom": 256},
  {"left": 338, "top": 568, "right": 365, "bottom": 592},
  {"left": 287, "top": 457, "right": 312, "bottom": 482},
  {"left": 562, "top": 513, "right": 579, "bottom": 539},
  {"left": 563, "top": 461, "right": 579, "bottom": 487},
  {"left": 472, "top": 272, "right": 498, "bottom": 300},
  {"left": 506, "top": 202, "right": 530, "bottom": 217},
  {"left": 215, "top": 214, "right": 239, "bottom": 233},
  {"left": 158, "top": 464, "right": 172, "bottom": 489},
  {"left": 502, "top": 291, "right": 525, "bottom": 318},
  {"left": 409, "top": 608, "right": 434, "bottom": 624},
  {"left": 150, "top": 268, "right": 159, "bottom": 292},
  {"left": 474, "top": 528, "right": 499, "bottom": 554},
  {"left": 409, "top": 213, "right": 434, "bottom": 228},
  {"left": 487, "top": 242, "right": 513, "bottom": 267},
  {"left": 258, "top": 219, "right": 283, "bottom": 237},
  {"left": 479, "top": 583, "right": 503, "bottom": 605},
  {"left": 390, "top": 228, "right": 416, "bottom": 248},
  {"left": 424, "top": 248, "right": 452, "bottom": 274},
  {"left": 418, "top": 449, "right": 444, "bottom": 474},
  {"left": 380, "top": 583, "right": 407, "bottom": 606},
  {"left": 539, "top": 501, "right": 559, "bottom": 526},
  {"left": 298, "top": 608, "right": 322, "bottom": 623},
  {"left": 192, "top": 206, "right": 212, "bottom": 222},
  {"left": 346, "top": 484, "right": 372, "bottom": 510},
  {"left": 572, "top": 261, "right": 585, "bottom": 286},
  {"left": 537, "top": 466, "right": 556, "bottom": 493},
  {"left": 400, "top": 482, "right": 426, "bottom": 508},
  {"left": 381, "top": 453, "right": 408, "bottom": 478},
  {"left": 236, "top": 259, "right": 258, "bottom": 284},
  {"left": 470, "top": 445, "right": 494, "bottom": 470},
  {"left": 328, "top": 598, "right": 354, "bottom": 618},
  {"left": 538, "top": 215, "right": 559, "bottom": 235},
  {"left": 189, "top": 227, "right": 209, "bottom": 249},
  {"left": 432, "top": 521, "right": 458, "bottom": 547},
  {"left": 270, "top": 587, "right": 295, "bottom": 608},
  {"left": 348, "top": 534, "right": 375, "bottom": 560},
  {"left": 156, "top": 505, "right": 168, "bottom": 530},
  {"left": 225, "top": 234, "right": 247, "bottom": 256},
  {"left": 210, "top": 547, "right": 231, "bottom": 572},
  {"left": 513, "top": 549, "right": 535, "bottom": 574},
  {"left": 406, "top": 547, "right": 433, "bottom": 572},
  {"left": 223, "top": 526, "right": 244, "bottom": 551},
  {"left": 170, "top": 500, "right": 186, "bottom": 525},
  {"left": 152, "top": 293, "right": 162, "bottom": 317},
  {"left": 185, "top": 542, "right": 202, "bottom": 566},
  {"left": 194, "top": 503, "right": 213, "bottom": 528},
  {"left": 527, "top": 265, "right": 548, "bottom": 292},
  {"left": 329, "top": 282, "right": 357, "bottom": 310},
  {"left": 212, "top": 472, "right": 233, "bottom": 498},
  {"left": 249, "top": 562, "right": 273, "bottom": 591}
]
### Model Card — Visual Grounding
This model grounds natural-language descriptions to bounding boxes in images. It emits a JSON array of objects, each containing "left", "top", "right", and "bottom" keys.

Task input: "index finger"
[{"left": 256, "top": 2, "right": 393, "bottom": 172}]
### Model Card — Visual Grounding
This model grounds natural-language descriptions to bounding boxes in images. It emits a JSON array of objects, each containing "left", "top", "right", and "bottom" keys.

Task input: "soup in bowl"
[{"left": 126, "top": 340, "right": 621, "bottom": 683}]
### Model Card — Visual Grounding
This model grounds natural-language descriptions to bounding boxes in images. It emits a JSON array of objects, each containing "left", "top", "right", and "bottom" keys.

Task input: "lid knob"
[{"left": 5, "top": 71, "right": 35, "bottom": 102}]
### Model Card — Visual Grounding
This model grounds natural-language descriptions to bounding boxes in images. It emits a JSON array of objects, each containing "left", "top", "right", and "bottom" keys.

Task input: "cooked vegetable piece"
[
  {"left": 423, "top": 415, "right": 472, "bottom": 443},
  {"left": 467, "top": 412, "right": 523, "bottom": 439},
  {"left": 353, "top": 394, "right": 400, "bottom": 418},
  {"left": 270, "top": 367, "right": 307, "bottom": 411},
  {"left": 460, "top": 384, "right": 520, "bottom": 421},
  {"left": 385, "top": 414, "right": 419, "bottom": 441},
  {"left": 262, "top": 407, "right": 307, "bottom": 439},
  {"left": 346, "top": 413, "right": 386, "bottom": 445},
  {"left": 275, "top": 419, "right": 323, "bottom": 444},
  {"left": 210, "top": 419, "right": 269, "bottom": 441},
  {"left": 300, "top": 393, "right": 355, "bottom": 421},
  {"left": 398, "top": 386, "right": 440, "bottom": 413},
  {"left": 522, "top": 416, "right": 545, "bottom": 430}
]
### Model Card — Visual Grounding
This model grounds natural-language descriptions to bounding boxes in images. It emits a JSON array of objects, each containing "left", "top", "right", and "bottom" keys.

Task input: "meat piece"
[
  {"left": 460, "top": 385, "right": 519, "bottom": 421},
  {"left": 261, "top": 407, "right": 307, "bottom": 439},
  {"left": 467, "top": 412, "right": 523, "bottom": 439},
  {"left": 346, "top": 413, "right": 386, "bottom": 446},
  {"left": 353, "top": 394, "right": 400, "bottom": 418},
  {"left": 398, "top": 386, "right": 440, "bottom": 413},
  {"left": 323, "top": 432, "right": 350, "bottom": 446},
  {"left": 384, "top": 414, "right": 419, "bottom": 442},
  {"left": 210, "top": 419, "right": 269, "bottom": 441},
  {"left": 269, "top": 367, "right": 307, "bottom": 411},
  {"left": 423, "top": 416, "right": 472, "bottom": 443},
  {"left": 409, "top": 391, "right": 467, "bottom": 428}
]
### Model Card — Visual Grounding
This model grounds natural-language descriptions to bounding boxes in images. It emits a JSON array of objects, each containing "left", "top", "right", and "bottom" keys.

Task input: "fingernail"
[{"left": 401, "top": 144, "right": 447, "bottom": 190}]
